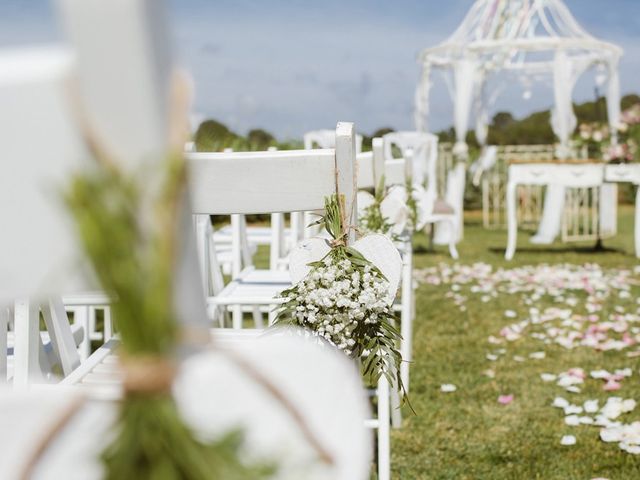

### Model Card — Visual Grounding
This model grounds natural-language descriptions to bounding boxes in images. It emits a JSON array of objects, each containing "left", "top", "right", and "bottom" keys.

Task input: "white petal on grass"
[
  {"left": 565, "top": 415, "right": 581, "bottom": 426},
  {"left": 504, "top": 310, "right": 517, "bottom": 318},
  {"left": 584, "top": 400, "right": 599, "bottom": 413},
  {"left": 529, "top": 351, "right": 546, "bottom": 360},
  {"left": 579, "top": 416, "right": 594, "bottom": 425},
  {"left": 564, "top": 405, "right": 583, "bottom": 415},
  {"left": 621, "top": 443, "right": 640, "bottom": 454},
  {"left": 486, "top": 354, "right": 498, "bottom": 361},
  {"left": 560, "top": 435, "right": 576, "bottom": 446},
  {"left": 553, "top": 397, "right": 570, "bottom": 409},
  {"left": 440, "top": 384, "right": 457, "bottom": 393},
  {"left": 616, "top": 368, "right": 633, "bottom": 377},
  {"left": 540, "top": 373, "right": 557, "bottom": 382}
]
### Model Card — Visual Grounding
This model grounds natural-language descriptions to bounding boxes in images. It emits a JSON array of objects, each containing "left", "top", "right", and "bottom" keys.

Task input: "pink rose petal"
[
  {"left": 498, "top": 394, "right": 514, "bottom": 405},
  {"left": 604, "top": 380, "right": 622, "bottom": 391}
]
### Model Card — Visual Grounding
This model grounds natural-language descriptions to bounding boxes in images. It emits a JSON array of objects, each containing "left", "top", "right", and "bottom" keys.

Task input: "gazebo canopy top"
[{"left": 420, "top": 0, "right": 621, "bottom": 73}]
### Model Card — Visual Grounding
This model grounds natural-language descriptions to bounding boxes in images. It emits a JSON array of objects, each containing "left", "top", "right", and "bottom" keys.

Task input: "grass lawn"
[{"left": 393, "top": 205, "right": 640, "bottom": 479}]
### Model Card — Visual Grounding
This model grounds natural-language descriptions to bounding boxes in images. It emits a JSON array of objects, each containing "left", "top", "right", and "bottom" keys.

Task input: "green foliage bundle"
[{"left": 358, "top": 177, "right": 398, "bottom": 240}]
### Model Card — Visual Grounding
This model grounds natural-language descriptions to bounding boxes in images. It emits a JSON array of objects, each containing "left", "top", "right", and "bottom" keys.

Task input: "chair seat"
[
  {"left": 61, "top": 292, "right": 110, "bottom": 306},
  {"left": 208, "top": 267, "right": 291, "bottom": 306}
]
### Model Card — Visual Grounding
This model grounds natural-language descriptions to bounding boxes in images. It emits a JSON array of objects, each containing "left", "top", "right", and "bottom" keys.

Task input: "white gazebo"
[{"left": 414, "top": 0, "right": 623, "bottom": 160}]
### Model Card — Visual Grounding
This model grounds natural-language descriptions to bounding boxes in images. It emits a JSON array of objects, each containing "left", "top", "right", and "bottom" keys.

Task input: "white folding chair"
[
  {"left": 383, "top": 131, "right": 460, "bottom": 259},
  {"left": 188, "top": 129, "right": 359, "bottom": 331},
  {"left": 187, "top": 123, "right": 392, "bottom": 479}
]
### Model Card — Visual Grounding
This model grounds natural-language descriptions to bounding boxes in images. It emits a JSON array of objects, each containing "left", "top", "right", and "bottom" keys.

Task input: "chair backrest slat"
[
  {"left": 357, "top": 138, "right": 385, "bottom": 191},
  {"left": 187, "top": 123, "right": 357, "bottom": 239},
  {"left": 187, "top": 150, "right": 335, "bottom": 215},
  {"left": 304, "top": 129, "right": 363, "bottom": 153}
]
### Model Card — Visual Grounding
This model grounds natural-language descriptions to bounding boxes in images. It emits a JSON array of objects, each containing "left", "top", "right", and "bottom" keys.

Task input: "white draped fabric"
[
  {"left": 600, "top": 183, "right": 618, "bottom": 235},
  {"left": 414, "top": 64, "right": 432, "bottom": 133},
  {"left": 551, "top": 51, "right": 578, "bottom": 160},
  {"left": 535, "top": 51, "right": 620, "bottom": 245},
  {"left": 531, "top": 184, "right": 566, "bottom": 244},
  {"left": 452, "top": 59, "right": 477, "bottom": 158},
  {"left": 607, "top": 61, "right": 621, "bottom": 145}
]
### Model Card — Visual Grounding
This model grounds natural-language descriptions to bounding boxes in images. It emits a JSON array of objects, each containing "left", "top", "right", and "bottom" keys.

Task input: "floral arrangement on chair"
[{"left": 275, "top": 195, "right": 405, "bottom": 394}]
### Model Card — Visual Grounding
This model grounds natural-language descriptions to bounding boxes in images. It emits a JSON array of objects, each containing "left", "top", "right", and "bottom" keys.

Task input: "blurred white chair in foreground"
[{"left": 0, "top": 1, "right": 375, "bottom": 479}]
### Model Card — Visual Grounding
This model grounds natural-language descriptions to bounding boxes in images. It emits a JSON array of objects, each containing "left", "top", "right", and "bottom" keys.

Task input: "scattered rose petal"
[
  {"left": 560, "top": 435, "right": 576, "bottom": 446},
  {"left": 498, "top": 394, "right": 514, "bottom": 405},
  {"left": 540, "top": 373, "right": 557, "bottom": 382},
  {"left": 604, "top": 380, "right": 622, "bottom": 391},
  {"left": 440, "top": 384, "right": 457, "bottom": 393}
]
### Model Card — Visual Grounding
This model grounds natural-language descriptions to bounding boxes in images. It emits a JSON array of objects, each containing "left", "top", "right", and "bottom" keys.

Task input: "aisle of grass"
[{"left": 393, "top": 206, "right": 640, "bottom": 479}]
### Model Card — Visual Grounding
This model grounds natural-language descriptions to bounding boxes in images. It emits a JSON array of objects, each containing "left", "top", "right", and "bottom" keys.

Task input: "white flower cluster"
[{"left": 288, "top": 256, "right": 391, "bottom": 356}]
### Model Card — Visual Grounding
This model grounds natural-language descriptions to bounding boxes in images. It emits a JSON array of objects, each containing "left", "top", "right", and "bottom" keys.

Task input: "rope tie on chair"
[
  {"left": 121, "top": 355, "right": 177, "bottom": 395},
  {"left": 332, "top": 161, "right": 358, "bottom": 247}
]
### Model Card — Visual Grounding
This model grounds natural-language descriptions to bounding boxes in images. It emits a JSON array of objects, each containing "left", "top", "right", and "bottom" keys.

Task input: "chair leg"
[
  {"left": 104, "top": 307, "right": 113, "bottom": 341},
  {"left": 251, "top": 307, "right": 264, "bottom": 329},
  {"left": 232, "top": 305, "right": 243, "bottom": 329},
  {"left": 390, "top": 382, "right": 402, "bottom": 428},
  {"left": 447, "top": 218, "right": 459, "bottom": 259},
  {"left": 13, "top": 299, "right": 45, "bottom": 387},
  {"left": 74, "top": 306, "right": 91, "bottom": 361},
  {"left": 400, "top": 246, "right": 413, "bottom": 392},
  {"left": 377, "top": 377, "right": 391, "bottom": 480}
]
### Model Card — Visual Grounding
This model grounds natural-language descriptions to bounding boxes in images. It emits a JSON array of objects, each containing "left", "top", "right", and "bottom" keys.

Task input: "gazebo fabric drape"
[{"left": 453, "top": 59, "right": 477, "bottom": 158}]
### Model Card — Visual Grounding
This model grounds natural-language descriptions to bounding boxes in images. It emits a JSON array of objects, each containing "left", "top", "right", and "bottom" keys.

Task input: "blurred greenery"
[{"left": 437, "top": 94, "right": 640, "bottom": 148}]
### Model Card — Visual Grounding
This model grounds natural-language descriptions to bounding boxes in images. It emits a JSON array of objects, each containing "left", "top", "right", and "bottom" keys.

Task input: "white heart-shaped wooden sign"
[
  {"left": 289, "top": 233, "right": 402, "bottom": 302},
  {"left": 380, "top": 192, "right": 409, "bottom": 236}
]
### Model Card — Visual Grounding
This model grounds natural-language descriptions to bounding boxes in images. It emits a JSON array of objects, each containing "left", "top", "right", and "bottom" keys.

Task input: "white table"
[{"left": 505, "top": 162, "right": 640, "bottom": 260}]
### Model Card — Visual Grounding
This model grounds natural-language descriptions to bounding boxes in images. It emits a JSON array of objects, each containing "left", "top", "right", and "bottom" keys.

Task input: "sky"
[{"left": 1, "top": 0, "right": 639, "bottom": 140}]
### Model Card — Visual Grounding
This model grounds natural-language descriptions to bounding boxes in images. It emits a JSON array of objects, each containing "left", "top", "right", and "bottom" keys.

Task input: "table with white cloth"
[{"left": 505, "top": 160, "right": 640, "bottom": 260}]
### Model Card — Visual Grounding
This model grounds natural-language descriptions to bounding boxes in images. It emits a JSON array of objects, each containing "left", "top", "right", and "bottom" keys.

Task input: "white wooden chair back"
[
  {"left": 383, "top": 131, "right": 438, "bottom": 191},
  {"left": 304, "top": 129, "right": 363, "bottom": 154},
  {"left": 187, "top": 123, "right": 357, "bottom": 244},
  {"left": 0, "top": 47, "right": 88, "bottom": 386},
  {"left": 356, "top": 138, "right": 385, "bottom": 190}
]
